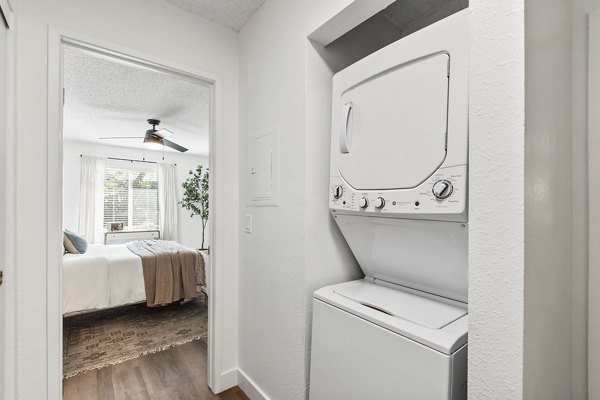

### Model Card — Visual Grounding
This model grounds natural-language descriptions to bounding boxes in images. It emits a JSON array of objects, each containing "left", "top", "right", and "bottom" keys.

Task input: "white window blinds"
[{"left": 103, "top": 165, "right": 159, "bottom": 230}]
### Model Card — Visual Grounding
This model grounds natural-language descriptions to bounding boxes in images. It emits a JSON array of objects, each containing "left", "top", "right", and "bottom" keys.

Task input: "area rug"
[{"left": 63, "top": 297, "right": 207, "bottom": 378}]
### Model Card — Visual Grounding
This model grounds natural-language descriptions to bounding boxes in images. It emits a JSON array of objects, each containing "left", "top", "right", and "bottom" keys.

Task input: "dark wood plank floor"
[{"left": 63, "top": 340, "right": 249, "bottom": 400}]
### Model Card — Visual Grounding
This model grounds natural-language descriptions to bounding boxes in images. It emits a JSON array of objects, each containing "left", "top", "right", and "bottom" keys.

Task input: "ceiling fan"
[{"left": 99, "top": 119, "right": 188, "bottom": 152}]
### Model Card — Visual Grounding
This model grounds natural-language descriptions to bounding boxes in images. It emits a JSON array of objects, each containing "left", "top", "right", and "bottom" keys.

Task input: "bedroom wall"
[
  {"left": 13, "top": 0, "right": 239, "bottom": 398},
  {"left": 62, "top": 140, "right": 210, "bottom": 249}
]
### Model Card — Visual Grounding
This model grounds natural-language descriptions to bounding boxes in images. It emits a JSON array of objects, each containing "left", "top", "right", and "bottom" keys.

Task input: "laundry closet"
[{"left": 308, "top": 2, "right": 469, "bottom": 399}]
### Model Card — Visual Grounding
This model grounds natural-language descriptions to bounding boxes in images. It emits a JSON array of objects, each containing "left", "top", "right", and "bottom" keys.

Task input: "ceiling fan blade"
[
  {"left": 163, "top": 139, "right": 188, "bottom": 153},
  {"left": 98, "top": 136, "right": 144, "bottom": 139},
  {"left": 153, "top": 128, "right": 174, "bottom": 138}
]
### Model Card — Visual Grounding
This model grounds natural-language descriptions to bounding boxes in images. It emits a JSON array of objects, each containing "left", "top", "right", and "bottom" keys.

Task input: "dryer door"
[{"left": 338, "top": 53, "right": 449, "bottom": 190}]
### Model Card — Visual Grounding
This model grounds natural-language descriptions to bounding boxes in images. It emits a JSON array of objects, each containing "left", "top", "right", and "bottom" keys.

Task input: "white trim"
[
  {"left": 237, "top": 369, "right": 271, "bottom": 400},
  {"left": 47, "top": 27, "right": 63, "bottom": 400},
  {"left": 588, "top": 9, "right": 600, "bottom": 400},
  {"left": 46, "top": 27, "right": 230, "bottom": 398},
  {"left": 219, "top": 367, "right": 239, "bottom": 391},
  {"left": 1, "top": 6, "right": 16, "bottom": 399}
]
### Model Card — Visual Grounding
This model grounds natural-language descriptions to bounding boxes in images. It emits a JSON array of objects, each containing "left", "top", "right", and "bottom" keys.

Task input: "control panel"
[{"left": 329, "top": 164, "right": 467, "bottom": 222}]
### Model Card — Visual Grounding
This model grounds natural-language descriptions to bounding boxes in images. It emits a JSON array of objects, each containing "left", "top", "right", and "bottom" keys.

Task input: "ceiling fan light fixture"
[
  {"left": 100, "top": 119, "right": 187, "bottom": 152},
  {"left": 143, "top": 135, "right": 163, "bottom": 150}
]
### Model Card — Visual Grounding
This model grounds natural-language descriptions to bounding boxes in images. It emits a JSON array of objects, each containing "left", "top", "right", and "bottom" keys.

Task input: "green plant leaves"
[{"left": 179, "top": 164, "right": 209, "bottom": 248}]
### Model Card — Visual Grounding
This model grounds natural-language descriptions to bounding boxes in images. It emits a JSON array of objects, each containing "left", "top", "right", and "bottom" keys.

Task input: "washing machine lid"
[
  {"left": 333, "top": 281, "right": 466, "bottom": 329},
  {"left": 314, "top": 280, "right": 468, "bottom": 354},
  {"left": 333, "top": 213, "right": 468, "bottom": 303},
  {"left": 338, "top": 53, "right": 449, "bottom": 191}
]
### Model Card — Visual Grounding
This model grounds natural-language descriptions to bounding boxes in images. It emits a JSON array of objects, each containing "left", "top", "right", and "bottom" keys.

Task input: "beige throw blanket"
[{"left": 127, "top": 240, "right": 205, "bottom": 307}]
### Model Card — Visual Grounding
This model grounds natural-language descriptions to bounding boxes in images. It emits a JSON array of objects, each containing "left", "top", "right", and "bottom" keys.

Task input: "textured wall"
[
  {"left": 524, "top": 0, "right": 575, "bottom": 398},
  {"left": 238, "top": 3, "right": 310, "bottom": 397},
  {"left": 238, "top": 1, "right": 357, "bottom": 399},
  {"left": 13, "top": 0, "right": 239, "bottom": 398},
  {"left": 468, "top": 2, "right": 525, "bottom": 398}
]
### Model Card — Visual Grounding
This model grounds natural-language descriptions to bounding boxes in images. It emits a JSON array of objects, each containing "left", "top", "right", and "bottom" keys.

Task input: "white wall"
[
  {"left": 573, "top": 1, "right": 600, "bottom": 398},
  {"left": 589, "top": 8, "right": 600, "bottom": 399},
  {"left": 13, "top": 0, "right": 239, "bottom": 398},
  {"left": 0, "top": 2, "right": 17, "bottom": 399},
  {"left": 238, "top": 1, "right": 359, "bottom": 399},
  {"left": 0, "top": 20, "right": 7, "bottom": 400},
  {"left": 304, "top": 35, "right": 365, "bottom": 384},
  {"left": 523, "top": 1, "right": 578, "bottom": 399},
  {"left": 468, "top": 2, "right": 526, "bottom": 399},
  {"left": 62, "top": 140, "right": 209, "bottom": 249}
]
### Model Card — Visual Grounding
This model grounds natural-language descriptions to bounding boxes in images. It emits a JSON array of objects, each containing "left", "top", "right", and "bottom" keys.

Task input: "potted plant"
[{"left": 179, "top": 164, "right": 209, "bottom": 250}]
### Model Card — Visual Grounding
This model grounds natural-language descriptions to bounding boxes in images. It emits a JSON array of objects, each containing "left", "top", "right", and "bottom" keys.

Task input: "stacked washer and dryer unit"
[{"left": 309, "top": 10, "right": 469, "bottom": 400}]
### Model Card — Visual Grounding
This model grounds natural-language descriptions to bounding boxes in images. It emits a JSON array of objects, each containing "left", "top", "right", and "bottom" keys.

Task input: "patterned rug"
[{"left": 63, "top": 297, "right": 208, "bottom": 378}]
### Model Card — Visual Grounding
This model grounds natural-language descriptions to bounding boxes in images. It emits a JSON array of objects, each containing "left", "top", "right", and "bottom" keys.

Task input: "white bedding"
[{"left": 62, "top": 244, "right": 146, "bottom": 315}]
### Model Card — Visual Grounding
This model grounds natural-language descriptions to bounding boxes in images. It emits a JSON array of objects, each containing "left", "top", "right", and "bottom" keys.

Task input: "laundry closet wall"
[
  {"left": 12, "top": 0, "right": 240, "bottom": 397},
  {"left": 571, "top": 0, "right": 600, "bottom": 398},
  {"left": 524, "top": 0, "right": 582, "bottom": 399}
]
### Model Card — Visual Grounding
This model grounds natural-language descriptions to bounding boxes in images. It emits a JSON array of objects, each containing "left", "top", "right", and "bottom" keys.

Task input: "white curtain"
[
  {"left": 158, "top": 163, "right": 178, "bottom": 241},
  {"left": 78, "top": 156, "right": 106, "bottom": 244}
]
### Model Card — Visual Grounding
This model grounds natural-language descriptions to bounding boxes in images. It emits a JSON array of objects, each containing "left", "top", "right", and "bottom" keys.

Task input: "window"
[{"left": 103, "top": 165, "right": 159, "bottom": 230}]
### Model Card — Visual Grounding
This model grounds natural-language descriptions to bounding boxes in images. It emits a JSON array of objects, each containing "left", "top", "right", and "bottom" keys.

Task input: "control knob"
[
  {"left": 374, "top": 197, "right": 385, "bottom": 209},
  {"left": 358, "top": 197, "right": 369, "bottom": 209},
  {"left": 332, "top": 185, "right": 343, "bottom": 199},
  {"left": 432, "top": 180, "right": 453, "bottom": 199}
]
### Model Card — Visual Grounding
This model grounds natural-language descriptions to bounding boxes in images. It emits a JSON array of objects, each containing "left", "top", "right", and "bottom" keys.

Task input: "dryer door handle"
[{"left": 340, "top": 102, "right": 353, "bottom": 154}]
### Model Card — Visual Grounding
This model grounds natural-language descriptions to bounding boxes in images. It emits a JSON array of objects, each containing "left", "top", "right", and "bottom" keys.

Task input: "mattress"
[{"left": 62, "top": 244, "right": 146, "bottom": 315}]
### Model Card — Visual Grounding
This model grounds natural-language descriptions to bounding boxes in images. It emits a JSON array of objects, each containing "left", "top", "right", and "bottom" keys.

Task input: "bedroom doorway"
[{"left": 50, "top": 35, "right": 231, "bottom": 399}]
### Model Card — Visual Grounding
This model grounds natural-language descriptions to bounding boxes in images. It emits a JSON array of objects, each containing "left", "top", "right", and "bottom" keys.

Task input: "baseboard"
[
  {"left": 237, "top": 368, "right": 271, "bottom": 400},
  {"left": 219, "top": 368, "right": 239, "bottom": 392}
]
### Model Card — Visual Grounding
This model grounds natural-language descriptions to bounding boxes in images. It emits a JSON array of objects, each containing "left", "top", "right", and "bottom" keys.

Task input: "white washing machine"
[{"left": 309, "top": 10, "right": 469, "bottom": 400}]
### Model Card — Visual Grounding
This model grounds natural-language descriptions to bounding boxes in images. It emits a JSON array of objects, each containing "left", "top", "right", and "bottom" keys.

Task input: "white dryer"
[{"left": 309, "top": 10, "right": 469, "bottom": 400}]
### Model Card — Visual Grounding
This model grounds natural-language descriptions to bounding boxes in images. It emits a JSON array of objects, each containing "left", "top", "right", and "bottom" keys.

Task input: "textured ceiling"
[
  {"left": 63, "top": 46, "right": 210, "bottom": 156},
  {"left": 164, "top": 0, "right": 265, "bottom": 31}
]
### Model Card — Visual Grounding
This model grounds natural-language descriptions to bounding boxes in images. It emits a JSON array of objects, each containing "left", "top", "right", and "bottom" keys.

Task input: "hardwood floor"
[{"left": 63, "top": 340, "right": 249, "bottom": 400}]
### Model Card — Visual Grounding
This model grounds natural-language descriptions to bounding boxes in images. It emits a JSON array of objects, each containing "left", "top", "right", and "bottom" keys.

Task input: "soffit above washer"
[
  {"left": 164, "top": 0, "right": 266, "bottom": 31},
  {"left": 63, "top": 46, "right": 210, "bottom": 156}
]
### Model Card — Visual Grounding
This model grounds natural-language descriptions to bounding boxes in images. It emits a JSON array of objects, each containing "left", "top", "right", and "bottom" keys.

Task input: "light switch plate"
[{"left": 245, "top": 214, "right": 252, "bottom": 233}]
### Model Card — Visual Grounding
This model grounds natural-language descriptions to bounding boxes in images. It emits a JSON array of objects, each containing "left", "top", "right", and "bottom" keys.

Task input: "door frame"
[
  {"left": 589, "top": 9, "right": 600, "bottom": 400},
  {"left": 47, "top": 27, "right": 225, "bottom": 398},
  {"left": 0, "top": 2, "right": 15, "bottom": 399}
]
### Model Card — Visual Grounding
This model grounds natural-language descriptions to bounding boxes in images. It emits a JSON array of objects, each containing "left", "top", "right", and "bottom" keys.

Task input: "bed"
[{"left": 62, "top": 241, "right": 207, "bottom": 315}]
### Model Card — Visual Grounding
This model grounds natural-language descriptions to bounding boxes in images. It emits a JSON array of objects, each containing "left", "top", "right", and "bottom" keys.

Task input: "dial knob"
[
  {"left": 358, "top": 197, "right": 369, "bottom": 209},
  {"left": 374, "top": 197, "right": 385, "bottom": 209},
  {"left": 333, "top": 185, "right": 343, "bottom": 199},
  {"left": 432, "top": 180, "right": 453, "bottom": 199}
]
